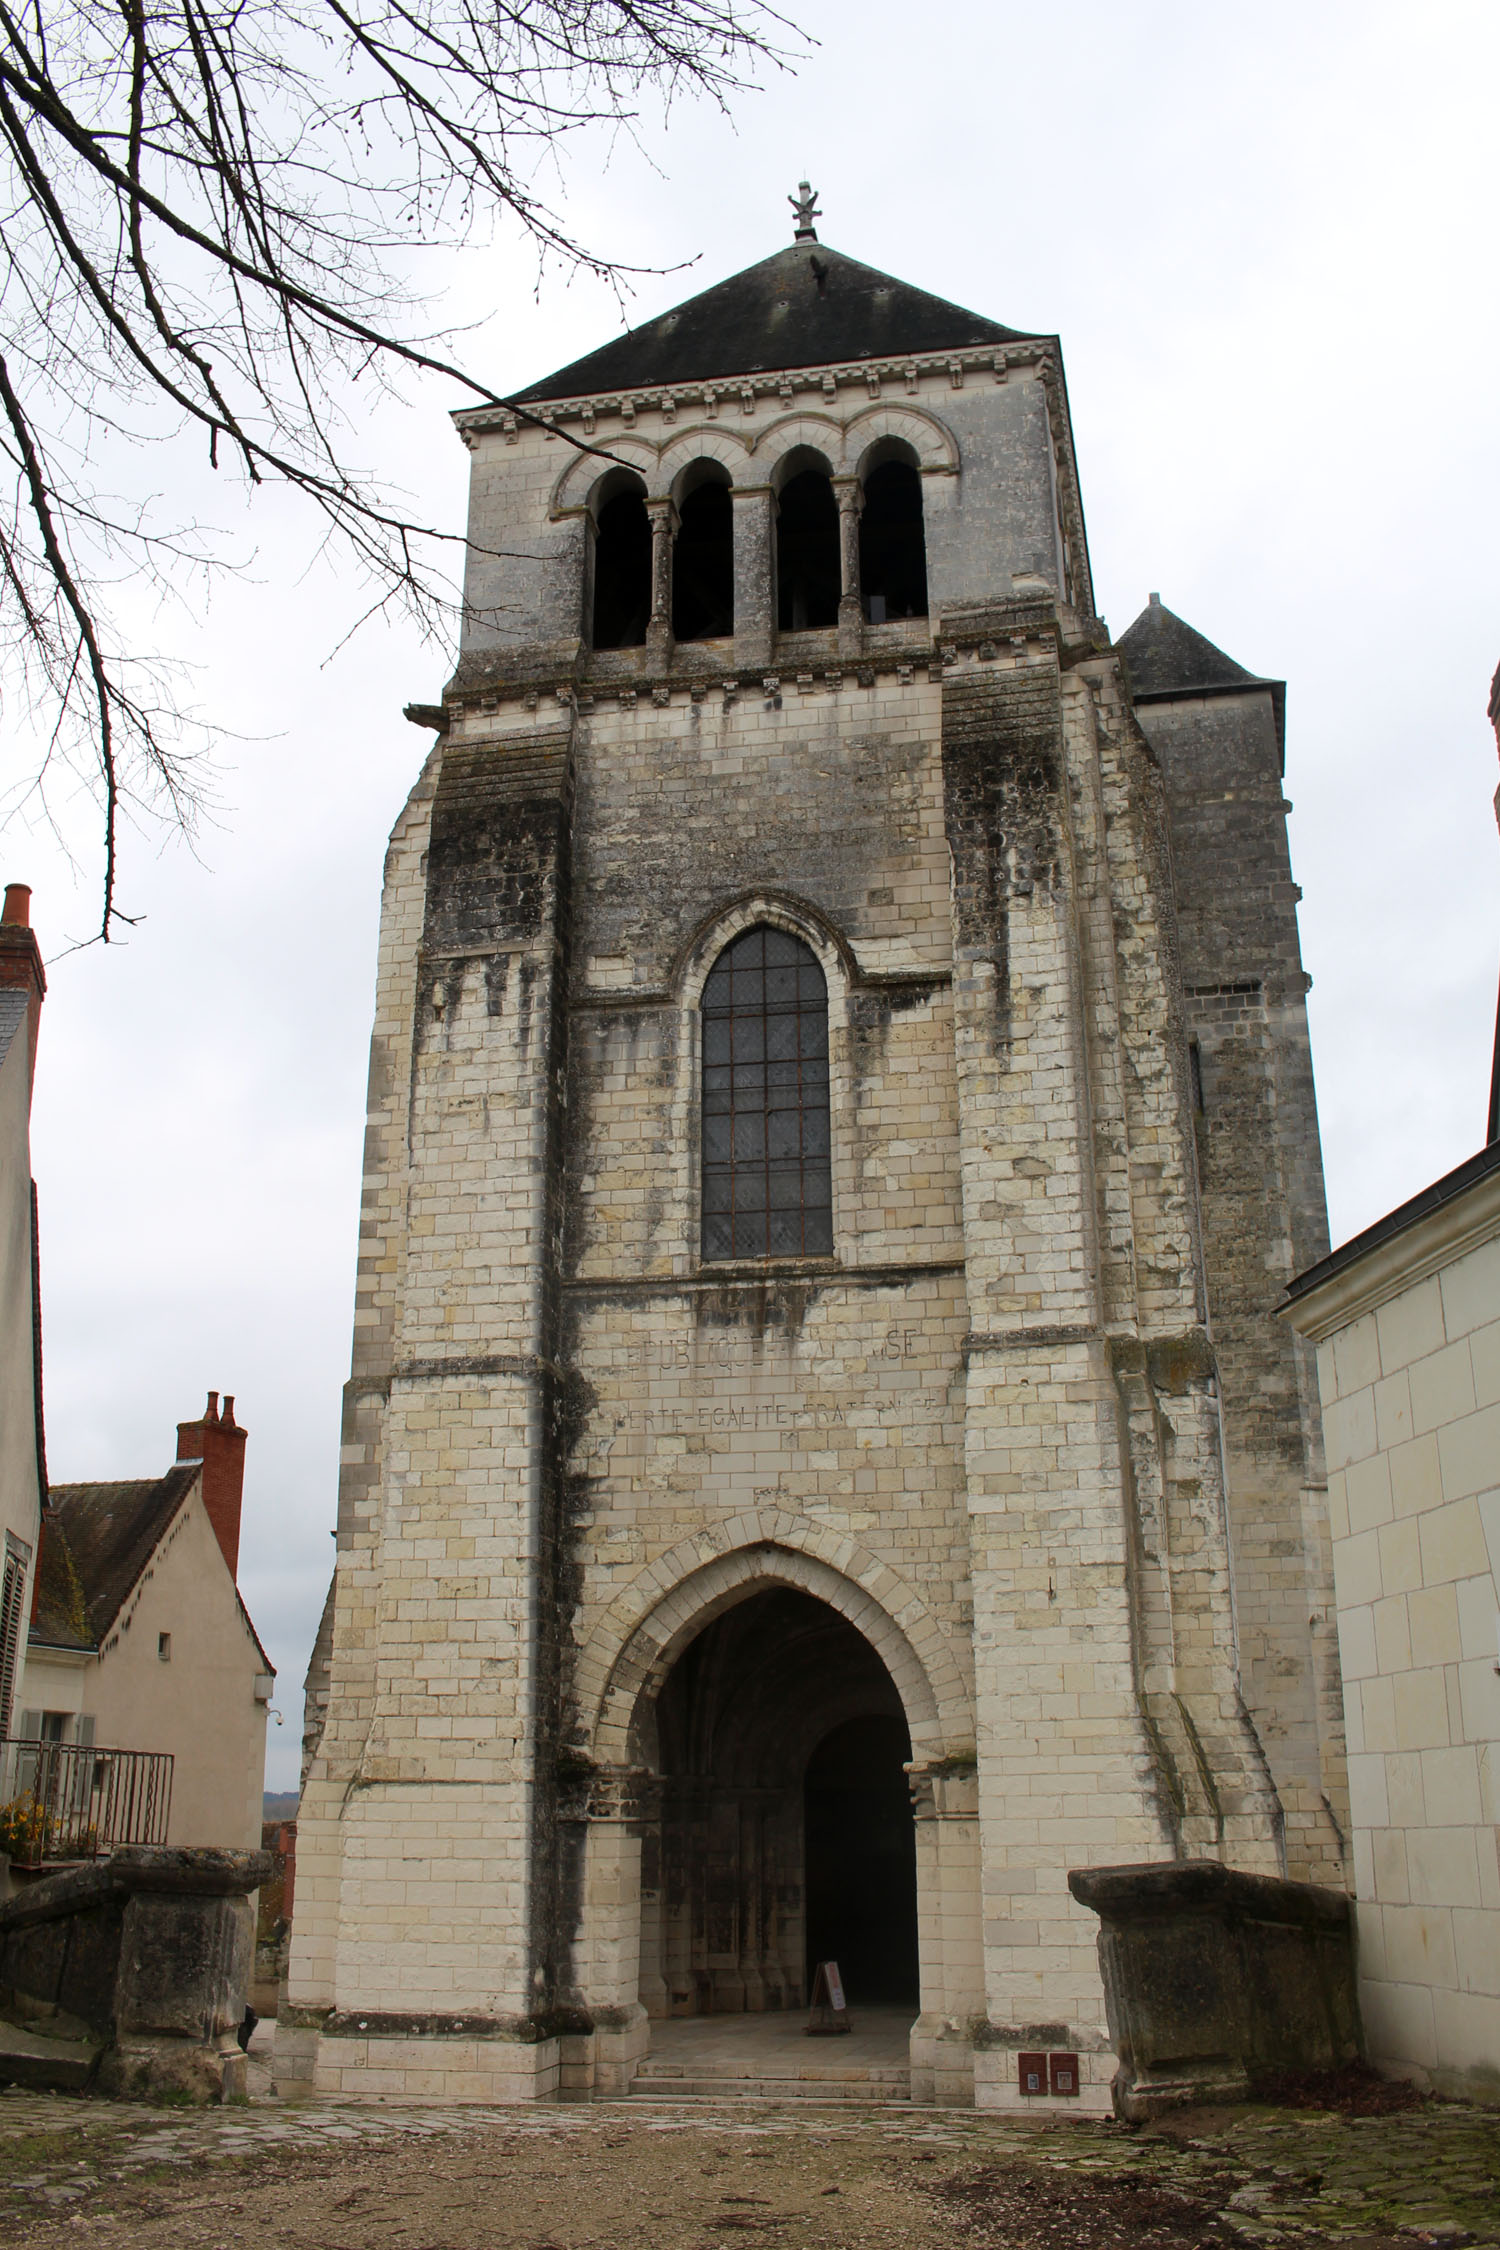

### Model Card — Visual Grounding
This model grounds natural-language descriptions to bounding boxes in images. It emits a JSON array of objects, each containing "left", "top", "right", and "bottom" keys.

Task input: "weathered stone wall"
[{"left": 1135, "top": 690, "right": 1346, "bottom": 1886}]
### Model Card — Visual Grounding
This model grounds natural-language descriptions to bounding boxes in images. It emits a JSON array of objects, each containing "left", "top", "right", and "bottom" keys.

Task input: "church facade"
[{"left": 280, "top": 212, "right": 1346, "bottom": 2109}]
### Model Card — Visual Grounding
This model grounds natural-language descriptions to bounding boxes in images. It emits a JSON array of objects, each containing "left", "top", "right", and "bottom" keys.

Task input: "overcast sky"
[{"left": 7, "top": 0, "right": 1498, "bottom": 1790}]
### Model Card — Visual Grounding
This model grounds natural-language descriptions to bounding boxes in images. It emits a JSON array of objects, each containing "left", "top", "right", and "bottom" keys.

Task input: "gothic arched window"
[{"left": 701, "top": 927, "right": 832, "bottom": 1261}]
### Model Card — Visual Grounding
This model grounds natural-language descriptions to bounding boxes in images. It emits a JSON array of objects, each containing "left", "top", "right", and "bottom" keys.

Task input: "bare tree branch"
[{"left": 0, "top": 0, "right": 792, "bottom": 933}]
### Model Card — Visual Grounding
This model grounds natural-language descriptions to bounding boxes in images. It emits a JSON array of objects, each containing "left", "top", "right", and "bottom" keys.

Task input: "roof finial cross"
[{"left": 789, "top": 180, "right": 821, "bottom": 243}]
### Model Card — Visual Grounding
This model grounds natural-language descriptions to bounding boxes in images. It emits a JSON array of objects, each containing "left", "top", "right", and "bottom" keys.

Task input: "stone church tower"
[{"left": 281, "top": 203, "right": 1346, "bottom": 2109}]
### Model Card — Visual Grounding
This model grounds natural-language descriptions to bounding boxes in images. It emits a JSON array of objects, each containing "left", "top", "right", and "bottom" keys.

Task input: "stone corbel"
[{"left": 907, "top": 1757, "right": 979, "bottom": 1820}]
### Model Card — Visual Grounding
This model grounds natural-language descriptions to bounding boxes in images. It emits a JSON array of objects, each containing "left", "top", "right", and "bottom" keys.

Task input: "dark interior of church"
[
  {"left": 672, "top": 477, "right": 735, "bottom": 640},
  {"left": 774, "top": 469, "right": 841, "bottom": 631},
  {"left": 635, "top": 1588, "right": 919, "bottom": 2016},
  {"left": 858, "top": 458, "right": 928, "bottom": 622},
  {"left": 588, "top": 456, "right": 927, "bottom": 647},
  {"left": 591, "top": 482, "right": 651, "bottom": 647}
]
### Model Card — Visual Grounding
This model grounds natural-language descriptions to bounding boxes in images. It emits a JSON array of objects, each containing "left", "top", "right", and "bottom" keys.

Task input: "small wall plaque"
[
  {"left": 1018, "top": 2050, "right": 1047, "bottom": 2096},
  {"left": 1049, "top": 2051, "right": 1079, "bottom": 2097}
]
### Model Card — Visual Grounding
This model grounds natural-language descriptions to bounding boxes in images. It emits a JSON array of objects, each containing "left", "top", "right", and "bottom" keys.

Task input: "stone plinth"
[
  {"left": 1069, "top": 1860, "right": 1359, "bottom": 2119},
  {"left": 0, "top": 1845, "right": 270, "bottom": 2102}
]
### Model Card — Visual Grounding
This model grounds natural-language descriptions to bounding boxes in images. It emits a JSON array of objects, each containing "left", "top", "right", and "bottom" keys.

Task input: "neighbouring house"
[
  {"left": 1279, "top": 669, "right": 1500, "bottom": 2106},
  {"left": 1282, "top": 1143, "right": 1500, "bottom": 2103},
  {"left": 0, "top": 882, "right": 46, "bottom": 1744},
  {"left": 19, "top": 1394, "right": 275, "bottom": 1852}
]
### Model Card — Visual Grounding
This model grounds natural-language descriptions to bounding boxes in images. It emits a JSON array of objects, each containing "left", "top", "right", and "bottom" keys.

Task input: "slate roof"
[
  {"left": 1284, "top": 1134, "right": 1500, "bottom": 1308},
  {"left": 517, "top": 241, "right": 1039, "bottom": 403},
  {"left": 31, "top": 1467, "right": 200, "bottom": 1652},
  {"left": 1116, "top": 594, "right": 1286, "bottom": 764}
]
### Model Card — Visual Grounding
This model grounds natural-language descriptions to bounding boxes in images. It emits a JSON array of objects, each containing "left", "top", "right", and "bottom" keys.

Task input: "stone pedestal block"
[
  {"left": 0, "top": 1846, "right": 269, "bottom": 2103},
  {"left": 1069, "top": 1860, "right": 1358, "bottom": 2118}
]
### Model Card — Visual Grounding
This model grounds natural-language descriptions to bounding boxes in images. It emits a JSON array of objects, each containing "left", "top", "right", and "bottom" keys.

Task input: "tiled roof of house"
[
  {"left": 30, "top": 1466, "right": 200, "bottom": 1650},
  {"left": 516, "top": 241, "right": 1038, "bottom": 403}
]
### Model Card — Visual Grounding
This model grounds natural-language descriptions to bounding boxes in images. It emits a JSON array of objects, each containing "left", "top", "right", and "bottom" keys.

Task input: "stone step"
[
  {"left": 0, "top": 2017, "right": 102, "bottom": 2093},
  {"left": 630, "top": 2072, "right": 911, "bottom": 2102}
]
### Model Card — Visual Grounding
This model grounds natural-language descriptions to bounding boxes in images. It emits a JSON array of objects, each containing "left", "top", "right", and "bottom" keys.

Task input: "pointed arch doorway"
[{"left": 633, "top": 1587, "right": 920, "bottom": 2019}]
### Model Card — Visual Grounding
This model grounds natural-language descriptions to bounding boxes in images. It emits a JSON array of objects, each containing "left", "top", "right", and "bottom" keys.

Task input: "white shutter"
[
  {"left": 75, "top": 1714, "right": 96, "bottom": 1749},
  {"left": 18, "top": 1709, "right": 41, "bottom": 1741}
]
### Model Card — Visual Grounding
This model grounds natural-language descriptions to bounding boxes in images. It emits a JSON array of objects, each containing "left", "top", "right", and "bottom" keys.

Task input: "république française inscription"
[
  {"left": 616, "top": 1328, "right": 924, "bottom": 1375},
  {"left": 578, "top": 1328, "right": 939, "bottom": 1460}
]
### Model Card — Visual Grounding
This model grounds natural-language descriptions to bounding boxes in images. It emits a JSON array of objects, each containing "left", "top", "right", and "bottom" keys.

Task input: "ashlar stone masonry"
[{"left": 280, "top": 220, "right": 1346, "bottom": 2110}]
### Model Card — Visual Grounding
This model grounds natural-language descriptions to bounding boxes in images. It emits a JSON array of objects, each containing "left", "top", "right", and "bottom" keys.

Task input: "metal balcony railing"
[{"left": 0, "top": 1737, "right": 173, "bottom": 1866}]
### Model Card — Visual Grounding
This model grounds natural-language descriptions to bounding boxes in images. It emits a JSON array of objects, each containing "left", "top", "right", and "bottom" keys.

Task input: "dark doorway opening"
[
  {"left": 673, "top": 478, "right": 734, "bottom": 641},
  {"left": 858, "top": 459, "right": 928, "bottom": 623},
  {"left": 636, "top": 1587, "right": 919, "bottom": 2017},
  {"left": 804, "top": 1713, "right": 919, "bottom": 2006},
  {"left": 591, "top": 484, "right": 651, "bottom": 648},
  {"left": 776, "top": 470, "right": 840, "bottom": 631}
]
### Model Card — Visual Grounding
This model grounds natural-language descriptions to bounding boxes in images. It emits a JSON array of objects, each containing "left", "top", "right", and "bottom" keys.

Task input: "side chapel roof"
[
  {"left": 517, "top": 241, "right": 1040, "bottom": 403},
  {"left": 1116, "top": 593, "right": 1287, "bottom": 765}
]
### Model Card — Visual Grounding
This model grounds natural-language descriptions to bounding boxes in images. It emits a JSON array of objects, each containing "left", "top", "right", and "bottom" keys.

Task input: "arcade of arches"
[
  {"left": 631, "top": 1588, "right": 920, "bottom": 2018},
  {"left": 588, "top": 454, "right": 928, "bottom": 650}
]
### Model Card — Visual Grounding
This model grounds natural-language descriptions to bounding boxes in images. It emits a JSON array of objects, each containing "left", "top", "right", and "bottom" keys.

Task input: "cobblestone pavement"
[{"left": 0, "top": 2075, "right": 1495, "bottom": 2247}]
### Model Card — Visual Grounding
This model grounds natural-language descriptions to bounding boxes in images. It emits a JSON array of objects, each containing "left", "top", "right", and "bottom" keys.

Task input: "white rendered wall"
[{"left": 1307, "top": 1205, "right": 1500, "bottom": 2102}]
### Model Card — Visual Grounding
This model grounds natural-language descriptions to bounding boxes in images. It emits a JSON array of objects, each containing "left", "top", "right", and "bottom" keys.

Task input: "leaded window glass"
[{"left": 701, "top": 926, "right": 832, "bottom": 1261}]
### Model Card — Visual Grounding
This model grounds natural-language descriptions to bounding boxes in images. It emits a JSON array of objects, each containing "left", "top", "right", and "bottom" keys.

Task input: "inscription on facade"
[{"left": 617, "top": 1327, "right": 923, "bottom": 1374}]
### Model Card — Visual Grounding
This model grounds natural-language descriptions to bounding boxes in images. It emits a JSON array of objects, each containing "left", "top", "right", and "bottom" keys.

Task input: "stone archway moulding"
[
  {"left": 548, "top": 404, "right": 959, "bottom": 518},
  {"left": 580, "top": 1510, "right": 973, "bottom": 1766},
  {"left": 550, "top": 427, "right": 753, "bottom": 518},
  {"left": 669, "top": 889, "right": 856, "bottom": 1014},
  {"left": 749, "top": 404, "right": 958, "bottom": 482},
  {"left": 841, "top": 403, "right": 959, "bottom": 479},
  {"left": 550, "top": 436, "right": 659, "bottom": 518}
]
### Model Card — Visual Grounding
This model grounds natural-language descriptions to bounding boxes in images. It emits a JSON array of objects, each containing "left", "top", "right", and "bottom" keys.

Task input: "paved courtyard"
[{"left": 0, "top": 2030, "right": 1497, "bottom": 2250}]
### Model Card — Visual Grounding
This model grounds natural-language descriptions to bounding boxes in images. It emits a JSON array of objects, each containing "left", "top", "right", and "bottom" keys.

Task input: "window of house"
[
  {"left": 589, "top": 479, "right": 651, "bottom": 649},
  {"left": 858, "top": 456, "right": 928, "bottom": 623},
  {"left": 701, "top": 926, "right": 833, "bottom": 1260},
  {"left": 672, "top": 473, "right": 734, "bottom": 641},
  {"left": 775, "top": 467, "right": 840, "bottom": 631}
]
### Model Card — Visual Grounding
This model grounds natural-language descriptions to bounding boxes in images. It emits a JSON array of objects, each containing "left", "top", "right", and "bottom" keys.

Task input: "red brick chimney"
[
  {"left": 176, "top": 1390, "right": 248, "bottom": 1580},
  {"left": 0, "top": 883, "right": 45, "bottom": 1104}
]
